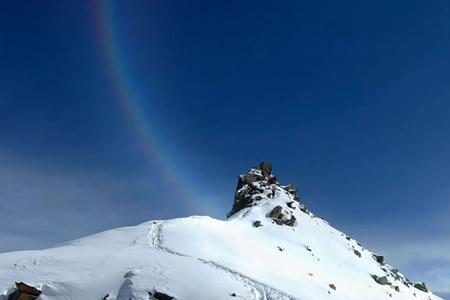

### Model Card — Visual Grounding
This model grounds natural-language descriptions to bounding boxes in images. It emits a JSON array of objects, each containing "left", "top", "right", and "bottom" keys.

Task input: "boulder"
[
  {"left": 329, "top": 284, "right": 336, "bottom": 290},
  {"left": 252, "top": 220, "right": 262, "bottom": 228},
  {"left": 268, "top": 206, "right": 283, "bottom": 219},
  {"left": 353, "top": 249, "right": 361, "bottom": 257},
  {"left": 8, "top": 282, "right": 41, "bottom": 300},
  {"left": 259, "top": 161, "right": 272, "bottom": 178},
  {"left": 371, "top": 275, "right": 390, "bottom": 285}
]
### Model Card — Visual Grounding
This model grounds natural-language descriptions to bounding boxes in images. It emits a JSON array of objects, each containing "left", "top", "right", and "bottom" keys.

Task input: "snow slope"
[{"left": 0, "top": 167, "right": 443, "bottom": 300}]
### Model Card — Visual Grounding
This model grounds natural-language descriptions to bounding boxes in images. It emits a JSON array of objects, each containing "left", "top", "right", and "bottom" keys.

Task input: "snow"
[{"left": 0, "top": 170, "right": 443, "bottom": 300}]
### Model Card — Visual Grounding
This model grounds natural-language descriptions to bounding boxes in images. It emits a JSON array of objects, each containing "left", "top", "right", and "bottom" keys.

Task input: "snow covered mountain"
[{"left": 0, "top": 164, "right": 443, "bottom": 300}]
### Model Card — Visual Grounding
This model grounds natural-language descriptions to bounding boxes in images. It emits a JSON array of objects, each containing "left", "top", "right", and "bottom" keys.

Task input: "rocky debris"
[
  {"left": 371, "top": 275, "right": 391, "bottom": 285},
  {"left": 329, "top": 283, "right": 336, "bottom": 290},
  {"left": 281, "top": 184, "right": 300, "bottom": 201},
  {"left": 273, "top": 218, "right": 284, "bottom": 225},
  {"left": 150, "top": 290, "right": 175, "bottom": 300},
  {"left": 252, "top": 220, "right": 262, "bottom": 227},
  {"left": 283, "top": 215, "right": 296, "bottom": 226},
  {"left": 379, "top": 265, "right": 412, "bottom": 288},
  {"left": 259, "top": 161, "right": 272, "bottom": 178},
  {"left": 414, "top": 282, "right": 428, "bottom": 293},
  {"left": 372, "top": 254, "right": 385, "bottom": 264},
  {"left": 7, "top": 282, "right": 41, "bottom": 300}
]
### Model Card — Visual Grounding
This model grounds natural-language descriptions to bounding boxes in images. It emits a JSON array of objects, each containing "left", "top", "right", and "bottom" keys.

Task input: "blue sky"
[{"left": 0, "top": 1, "right": 449, "bottom": 297}]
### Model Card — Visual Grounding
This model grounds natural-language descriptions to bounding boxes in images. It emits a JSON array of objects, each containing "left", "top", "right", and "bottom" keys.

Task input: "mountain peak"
[
  {"left": 0, "top": 164, "right": 443, "bottom": 300},
  {"left": 228, "top": 162, "right": 306, "bottom": 221}
]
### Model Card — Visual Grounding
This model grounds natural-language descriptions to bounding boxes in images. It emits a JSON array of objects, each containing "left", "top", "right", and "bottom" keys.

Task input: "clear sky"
[{"left": 0, "top": 1, "right": 449, "bottom": 297}]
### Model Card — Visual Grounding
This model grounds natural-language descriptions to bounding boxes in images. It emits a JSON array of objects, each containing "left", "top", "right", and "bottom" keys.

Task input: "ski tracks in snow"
[{"left": 147, "top": 221, "right": 299, "bottom": 300}]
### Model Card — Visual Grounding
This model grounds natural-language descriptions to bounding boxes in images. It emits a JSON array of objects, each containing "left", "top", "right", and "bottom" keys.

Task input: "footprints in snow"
[{"left": 147, "top": 221, "right": 298, "bottom": 300}]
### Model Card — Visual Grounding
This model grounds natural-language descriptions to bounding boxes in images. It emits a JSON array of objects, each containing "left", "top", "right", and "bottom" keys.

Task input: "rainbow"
[{"left": 92, "top": 1, "right": 222, "bottom": 217}]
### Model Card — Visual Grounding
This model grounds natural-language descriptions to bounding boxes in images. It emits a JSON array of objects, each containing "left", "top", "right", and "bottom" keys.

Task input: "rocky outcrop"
[
  {"left": 371, "top": 275, "right": 390, "bottom": 285},
  {"left": 228, "top": 163, "right": 304, "bottom": 222},
  {"left": 227, "top": 163, "right": 307, "bottom": 229},
  {"left": 7, "top": 282, "right": 41, "bottom": 300},
  {"left": 414, "top": 282, "right": 428, "bottom": 293},
  {"left": 372, "top": 254, "right": 385, "bottom": 264}
]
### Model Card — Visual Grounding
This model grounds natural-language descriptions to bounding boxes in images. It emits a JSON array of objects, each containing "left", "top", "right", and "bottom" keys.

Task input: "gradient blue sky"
[{"left": 0, "top": 1, "right": 449, "bottom": 297}]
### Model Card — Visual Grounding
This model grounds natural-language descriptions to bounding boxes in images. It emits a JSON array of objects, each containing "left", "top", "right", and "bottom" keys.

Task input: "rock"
[
  {"left": 283, "top": 215, "right": 296, "bottom": 226},
  {"left": 259, "top": 161, "right": 272, "bottom": 178},
  {"left": 329, "top": 284, "right": 336, "bottom": 290},
  {"left": 371, "top": 275, "right": 390, "bottom": 285},
  {"left": 353, "top": 249, "right": 361, "bottom": 257},
  {"left": 228, "top": 164, "right": 303, "bottom": 218},
  {"left": 8, "top": 282, "right": 41, "bottom": 300},
  {"left": 267, "top": 175, "right": 277, "bottom": 184},
  {"left": 273, "top": 218, "right": 284, "bottom": 225},
  {"left": 299, "top": 206, "right": 309, "bottom": 214},
  {"left": 393, "top": 286, "right": 400, "bottom": 292},
  {"left": 252, "top": 220, "right": 262, "bottom": 227},
  {"left": 152, "top": 290, "right": 175, "bottom": 300},
  {"left": 102, "top": 294, "right": 111, "bottom": 300},
  {"left": 282, "top": 184, "right": 300, "bottom": 201},
  {"left": 268, "top": 206, "right": 283, "bottom": 219},
  {"left": 231, "top": 293, "right": 237, "bottom": 297},
  {"left": 15, "top": 283, "right": 41, "bottom": 296},
  {"left": 413, "top": 282, "right": 428, "bottom": 293},
  {"left": 372, "top": 254, "right": 384, "bottom": 264},
  {"left": 228, "top": 168, "right": 266, "bottom": 216}
]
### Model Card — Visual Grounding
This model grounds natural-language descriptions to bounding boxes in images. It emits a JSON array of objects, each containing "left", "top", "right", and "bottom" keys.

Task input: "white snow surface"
[{"left": 0, "top": 176, "right": 443, "bottom": 300}]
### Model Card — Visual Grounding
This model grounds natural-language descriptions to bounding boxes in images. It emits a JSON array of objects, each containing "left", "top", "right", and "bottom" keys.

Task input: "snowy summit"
[{"left": 0, "top": 163, "right": 443, "bottom": 300}]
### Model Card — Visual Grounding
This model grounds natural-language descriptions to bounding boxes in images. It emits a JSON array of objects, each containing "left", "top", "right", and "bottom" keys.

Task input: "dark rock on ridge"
[
  {"left": 259, "top": 161, "right": 272, "bottom": 178},
  {"left": 414, "top": 282, "right": 428, "bottom": 293},
  {"left": 372, "top": 254, "right": 385, "bottom": 264}
]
